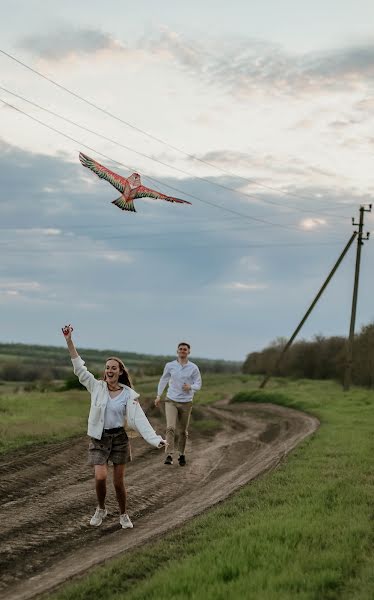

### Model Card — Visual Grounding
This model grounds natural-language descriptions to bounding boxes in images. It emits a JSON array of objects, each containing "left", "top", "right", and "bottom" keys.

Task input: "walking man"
[{"left": 155, "top": 342, "right": 202, "bottom": 466}]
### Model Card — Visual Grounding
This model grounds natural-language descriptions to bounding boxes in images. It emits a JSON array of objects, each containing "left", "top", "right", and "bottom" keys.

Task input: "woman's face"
[{"left": 105, "top": 359, "right": 123, "bottom": 385}]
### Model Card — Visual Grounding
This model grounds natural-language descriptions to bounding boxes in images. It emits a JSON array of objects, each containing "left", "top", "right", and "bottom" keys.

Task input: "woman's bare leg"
[
  {"left": 113, "top": 464, "right": 126, "bottom": 513},
  {"left": 94, "top": 464, "right": 108, "bottom": 508}
]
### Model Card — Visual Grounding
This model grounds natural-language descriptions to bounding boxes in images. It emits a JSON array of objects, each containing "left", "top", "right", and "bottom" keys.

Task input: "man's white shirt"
[{"left": 157, "top": 360, "right": 202, "bottom": 402}]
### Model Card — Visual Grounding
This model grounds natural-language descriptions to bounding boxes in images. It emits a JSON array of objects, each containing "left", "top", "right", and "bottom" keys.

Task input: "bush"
[
  {"left": 0, "top": 362, "right": 57, "bottom": 382},
  {"left": 231, "top": 390, "right": 290, "bottom": 405},
  {"left": 62, "top": 375, "right": 86, "bottom": 391}
]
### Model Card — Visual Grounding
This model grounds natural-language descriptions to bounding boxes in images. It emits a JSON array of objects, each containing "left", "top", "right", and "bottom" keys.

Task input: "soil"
[{"left": 0, "top": 400, "right": 319, "bottom": 600}]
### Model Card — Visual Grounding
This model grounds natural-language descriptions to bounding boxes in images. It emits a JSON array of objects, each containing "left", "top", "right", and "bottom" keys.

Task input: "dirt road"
[{"left": 0, "top": 401, "right": 319, "bottom": 600}]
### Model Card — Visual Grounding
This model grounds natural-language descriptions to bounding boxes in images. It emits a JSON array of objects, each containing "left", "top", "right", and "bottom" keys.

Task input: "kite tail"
[{"left": 112, "top": 197, "right": 137, "bottom": 212}]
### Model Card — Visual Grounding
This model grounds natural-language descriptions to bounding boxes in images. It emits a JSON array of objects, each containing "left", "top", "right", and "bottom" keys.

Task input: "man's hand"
[
  {"left": 154, "top": 396, "right": 161, "bottom": 407},
  {"left": 182, "top": 383, "right": 191, "bottom": 392}
]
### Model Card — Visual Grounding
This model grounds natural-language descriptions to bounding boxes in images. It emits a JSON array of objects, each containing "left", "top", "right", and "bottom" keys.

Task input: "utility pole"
[
  {"left": 259, "top": 231, "right": 358, "bottom": 389},
  {"left": 343, "top": 204, "right": 372, "bottom": 391}
]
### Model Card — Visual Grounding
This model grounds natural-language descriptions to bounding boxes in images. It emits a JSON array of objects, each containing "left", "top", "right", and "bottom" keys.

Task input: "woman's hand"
[
  {"left": 61, "top": 324, "right": 74, "bottom": 342},
  {"left": 62, "top": 325, "right": 79, "bottom": 359}
]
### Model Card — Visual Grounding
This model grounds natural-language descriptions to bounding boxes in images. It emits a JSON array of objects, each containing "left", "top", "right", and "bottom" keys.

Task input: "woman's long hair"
[{"left": 104, "top": 356, "right": 133, "bottom": 388}]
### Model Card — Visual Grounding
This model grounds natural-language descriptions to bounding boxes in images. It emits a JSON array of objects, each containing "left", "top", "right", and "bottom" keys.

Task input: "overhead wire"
[
  {"left": 0, "top": 48, "right": 352, "bottom": 216},
  {"left": 0, "top": 223, "right": 274, "bottom": 238},
  {"left": 0, "top": 227, "right": 344, "bottom": 243},
  {"left": 0, "top": 97, "right": 306, "bottom": 232},
  {"left": 0, "top": 84, "right": 350, "bottom": 220},
  {"left": 0, "top": 240, "right": 347, "bottom": 253}
]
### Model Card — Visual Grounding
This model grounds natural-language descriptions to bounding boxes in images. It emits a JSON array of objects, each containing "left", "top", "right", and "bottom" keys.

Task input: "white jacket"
[{"left": 72, "top": 356, "right": 164, "bottom": 447}]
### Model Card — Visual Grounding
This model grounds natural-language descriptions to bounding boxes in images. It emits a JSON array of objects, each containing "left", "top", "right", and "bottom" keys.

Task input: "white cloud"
[
  {"left": 1, "top": 290, "right": 19, "bottom": 296},
  {"left": 103, "top": 252, "right": 133, "bottom": 264},
  {"left": 299, "top": 218, "right": 327, "bottom": 230},
  {"left": 156, "top": 29, "right": 201, "bottom": 69},
  {"left": 225, "top": 282, "right": 267, "bottom": 291},
  {"left": 16, "top": 228, "right": 62, "bottom": 236},
  {"left": 0, "top": 280, "right": 41, "bottom": 291},
  {"left": 0, "top": 280, "right": 42, "bottom": 301},
  {"left": 148, "top": 31, "right": 374, "bottom": 98},
  {"left": 43, "top": 228, "right": 61, "bottom": 235},
  {"left": 239, "top": 256, "right": 261, "bottom": 271},
  {"left": 19, "top": 28, "right": 128, "bottom": 61},
  {"left": 76, "top": 302, "right": 101, "bottom": 310}
]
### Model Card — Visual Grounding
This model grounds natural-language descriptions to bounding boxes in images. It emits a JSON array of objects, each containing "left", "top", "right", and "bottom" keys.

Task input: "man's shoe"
[
  {"left": 178, "top": 454, "right": 186, "bottom": 466},
  {"left": 120, "top": 513, "right": 134, "bottom": 529},
  {"left": 90, "top": 507, "right": 107, "bottom": 527},
  {"left": 164, "top": 454, "right": 173, "bottom": 465}
]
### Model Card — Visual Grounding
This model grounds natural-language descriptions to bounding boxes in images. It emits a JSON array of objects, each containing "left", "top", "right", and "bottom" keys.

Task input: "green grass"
[
  {"left": 190, "top": 418, "right": 223, "bottom": 433},
  {"left": 0, "top": 389, "right": 89, "bottom": 453},
  {"left": 47, "top": 378, "right": 374, "bottom": 600},
  {"left": 231, "top": 389, "right": 290, "bottom": 405},
  {"left": 2, "top": 376, "right": 373, "bottom": 598},
  {"left": 0, "top": 374, "right": 252, "bottom": 454},
  {"left": 192, "top": 373, "right": 259, "bottom": 405}
]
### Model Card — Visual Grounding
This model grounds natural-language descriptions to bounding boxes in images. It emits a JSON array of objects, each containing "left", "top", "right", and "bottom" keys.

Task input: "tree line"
[
  {"left": 242, "top": 322, "right": 374, "bottom": 388},
  {"left": 0, "top": 342, "right": 241, "bottom": 383}
]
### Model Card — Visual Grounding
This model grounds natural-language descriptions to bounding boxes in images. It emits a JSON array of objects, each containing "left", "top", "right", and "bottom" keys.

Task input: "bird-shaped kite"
[{"left": 79, "top": 152, "right": 191, "bottom": 213}]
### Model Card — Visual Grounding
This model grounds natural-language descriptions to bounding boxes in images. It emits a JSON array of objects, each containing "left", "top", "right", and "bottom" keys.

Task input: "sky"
[{"left": 1, "top": 0, "right": 374, "bottom": 361}]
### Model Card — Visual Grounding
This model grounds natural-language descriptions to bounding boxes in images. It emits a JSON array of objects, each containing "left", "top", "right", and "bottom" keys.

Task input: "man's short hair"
[{"left": 178, "top": 342, "right": 190, "bottom": 350}]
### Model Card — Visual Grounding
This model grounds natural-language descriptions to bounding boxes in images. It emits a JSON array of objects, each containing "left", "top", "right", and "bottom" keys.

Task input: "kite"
[{"left": 79, "top": 152, "right": 192, "bottom": 213}]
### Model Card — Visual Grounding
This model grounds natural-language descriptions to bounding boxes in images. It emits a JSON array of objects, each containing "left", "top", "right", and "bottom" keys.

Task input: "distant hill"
[{"left": 0, "top": 342, "right": 242, "bottom": 382}]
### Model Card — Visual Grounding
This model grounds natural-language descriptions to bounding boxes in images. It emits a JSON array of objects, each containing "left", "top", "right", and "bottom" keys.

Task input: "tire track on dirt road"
[{"left": 0, "top": 402, "right": 319, "bottom": 600}]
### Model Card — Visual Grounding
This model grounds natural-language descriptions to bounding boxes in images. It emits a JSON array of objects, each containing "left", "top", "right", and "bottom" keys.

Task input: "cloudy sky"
[{"left": 1, "top": 0, "right": 374, "bottom": 361}]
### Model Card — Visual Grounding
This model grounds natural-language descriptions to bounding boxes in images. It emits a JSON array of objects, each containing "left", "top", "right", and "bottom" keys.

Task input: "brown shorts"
[{"left": 88, "top": 428, "right": 131, "bottom": 465}]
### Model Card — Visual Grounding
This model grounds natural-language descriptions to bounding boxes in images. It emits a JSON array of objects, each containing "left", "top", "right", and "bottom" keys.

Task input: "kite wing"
[
  {"left": 79, "top": 152, "right": 129, "bottom": 194},
  {"left": 132, "top": 185, "right": 192, "bottom": 205}
]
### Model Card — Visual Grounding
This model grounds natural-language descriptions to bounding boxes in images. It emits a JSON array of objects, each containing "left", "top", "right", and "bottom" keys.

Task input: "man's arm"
[
  {"left": 154, "top": 363, "right": 171, "bottom": 407},
  {"left": 190, "top": 366, "right": 202, "bottom": 392}
]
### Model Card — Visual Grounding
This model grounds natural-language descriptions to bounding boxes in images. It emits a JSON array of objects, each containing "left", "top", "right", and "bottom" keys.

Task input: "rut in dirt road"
[{"left": 0, "top": 402, "right": 319, "bottom": 600}]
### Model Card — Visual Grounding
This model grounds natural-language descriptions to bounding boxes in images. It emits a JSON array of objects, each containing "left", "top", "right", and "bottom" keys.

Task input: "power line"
[
  {"left": 0, "top": 240, "right": 346, "bottom": 253},
  {"left": 0, "top": 97, "right": 304, "bottom": 232},
  {"left": 0, "top": 84, "right": 350, "bottom": 220},
  {"left": 0, "top": 48, "right": 351, "bottom": 213},
  {"left": 1, "top": 221, "right": 345, "bottom": 247},
  {"left": 0, "top": 223, "right": 273, "bottom": 237},
  {"left": 0, "top": 213, "right": 253, "bottom": 228}
]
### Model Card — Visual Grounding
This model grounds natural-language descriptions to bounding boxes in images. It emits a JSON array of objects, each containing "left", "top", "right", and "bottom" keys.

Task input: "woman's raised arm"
[{"left": 62, "top": 324, "right": 79, "bottom": 359}]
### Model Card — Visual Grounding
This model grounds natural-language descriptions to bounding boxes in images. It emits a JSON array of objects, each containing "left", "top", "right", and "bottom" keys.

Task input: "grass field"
[
  {"left": 47, "top": 378, "right": 373, "bottom": 600},
  {"left": 2, "top": 376, "right": 373, "bottom": 599},
  {"left": 0, "top": 373, "right": 251, "bottom": 454}
]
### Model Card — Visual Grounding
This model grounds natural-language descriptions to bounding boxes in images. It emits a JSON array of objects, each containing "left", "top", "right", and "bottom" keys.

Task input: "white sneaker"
[
  {"left": 119, "top": 513, "right": 134, "bottom": 529},
  {"left": 90, "top": 507, "right": 107, "bottom": 527}
]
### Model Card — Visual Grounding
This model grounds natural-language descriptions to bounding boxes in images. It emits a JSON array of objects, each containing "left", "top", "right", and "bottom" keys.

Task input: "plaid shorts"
[{"left": 88, "top": 428, "right": 131, "bottom": 465}]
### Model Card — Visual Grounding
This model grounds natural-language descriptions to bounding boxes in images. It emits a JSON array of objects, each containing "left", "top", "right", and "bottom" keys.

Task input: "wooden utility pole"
[
  {"left": 343, "top": 204, "right": 372, "bottom": 391},
  {"left": 259, "top": 232, "right": 358, "bottom": 389}
]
